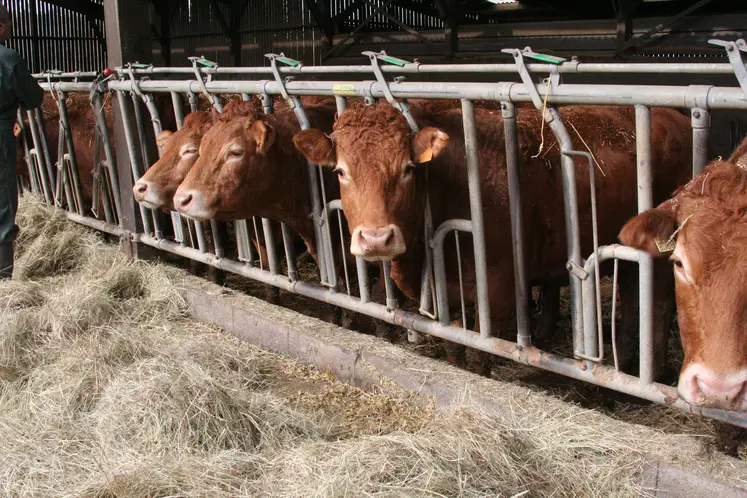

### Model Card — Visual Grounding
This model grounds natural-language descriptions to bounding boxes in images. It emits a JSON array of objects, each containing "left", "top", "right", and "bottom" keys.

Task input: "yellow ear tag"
[
  {"left": 654, "top": 238, "right": 676, "bottom": 253},
  {"left": 418, "top": 147, "right": 433, "bottom": 163}
]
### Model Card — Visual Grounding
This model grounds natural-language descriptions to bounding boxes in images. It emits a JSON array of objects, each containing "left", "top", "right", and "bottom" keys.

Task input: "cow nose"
[
  {"left": 680, "top": 365, "right": 747, "bottom": 411},
  {"left": 359, "top": 227, "right": 395, "bottom": 251},
  {"left": 174, "top": 192, "right": 193, "bottom": 210},
  {"left": 133, "top": 181, "right": 148, "bottom": 198},
  {"left": 696, "top": 375, "right": 745, "bottom": 404}
]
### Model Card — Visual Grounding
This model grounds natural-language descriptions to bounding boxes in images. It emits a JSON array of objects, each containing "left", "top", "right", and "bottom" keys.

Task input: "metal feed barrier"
[{"left": 23, "top": 41, "right": 747, "bottom": 429}]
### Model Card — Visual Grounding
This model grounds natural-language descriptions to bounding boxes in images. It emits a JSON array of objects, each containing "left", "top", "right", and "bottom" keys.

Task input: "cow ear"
[
  {"left": 13, "top": 123, "right": 22, "bottom": 138},
  {"left": 156, "top": 130, "right": 174, "bottom": 150},
  {"left": 619, "top": 200, "right": 679, "bottom": 257},
  {"left": 412, "top": 127, "right": 449, "bottom": 164},
  {"left": 293, "top": 129, "right": 336, "bottom": 166},
  {"left": 249, "top": 120, "right": 275, "bottom": 154}
]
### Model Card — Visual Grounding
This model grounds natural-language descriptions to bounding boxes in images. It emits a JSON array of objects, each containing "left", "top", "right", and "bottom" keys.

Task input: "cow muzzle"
[
  {"left": 350, "top": 224, "right": 406, "bottom": 261},
  {"left": 133, "top": 180, "right": 165, "bottom": 210},
  {"left": 678, "top": 364, "right": 747, "bottom": 412},
  {"left": 173, "top": 188, "right": 214, "bottom": 221}
]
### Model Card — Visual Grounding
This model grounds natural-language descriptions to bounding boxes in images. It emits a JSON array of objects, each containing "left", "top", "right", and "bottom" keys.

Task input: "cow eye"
[
  {"left": 672, "top": 258, "right": 684, "bottom": 269},
  {"left": 229, "top": 149, "right": 244, "bottom": 158},
  {"left": 182, "top": 148, "right": 198, "bottom": 156},
  {"left": 334, "top": 168, "right": 345, "bottom": 179},
  {"left": 404, "top": 163, "right": 416, "bottom": 174}
]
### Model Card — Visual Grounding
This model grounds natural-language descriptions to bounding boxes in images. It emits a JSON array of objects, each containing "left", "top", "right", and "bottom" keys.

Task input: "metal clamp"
[
  {"left": 188, "top": 56, "right": 223, "bottom": 112},
  {"left": 709, "top": 38, "right": 747, "bottom": 98},
  {"left": 362, "top": 50, "right": 419, "bottom": 133},
  {"left": 502, "top": 47, "right": 559, "bottom": 117},
  {"left": 265, "top": 53, "right": 302, "bottom": 109}
]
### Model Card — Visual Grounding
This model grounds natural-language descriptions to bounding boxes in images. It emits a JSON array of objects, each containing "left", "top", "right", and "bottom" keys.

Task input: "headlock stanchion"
[{"left": 24, "top": 40, "right": 747, "bottom": 429}]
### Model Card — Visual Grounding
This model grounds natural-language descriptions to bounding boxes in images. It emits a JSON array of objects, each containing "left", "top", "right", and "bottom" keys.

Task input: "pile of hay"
[{"left": 0, "top": 195, "right": 675, "bottom": 496}]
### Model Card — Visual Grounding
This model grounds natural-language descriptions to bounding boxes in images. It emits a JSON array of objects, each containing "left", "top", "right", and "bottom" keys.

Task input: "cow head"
[
  {"left": 293, "top": 104, "right": 448, "bottom": 261},
  {"left": 132, "top": 111, "right": 212, "bottom": 211},
  {"left": 619, "top": 160, "right": 747, "bottom": 411},
  {"left": 173, "top": 102, "right": 274, "bottom": 221}
]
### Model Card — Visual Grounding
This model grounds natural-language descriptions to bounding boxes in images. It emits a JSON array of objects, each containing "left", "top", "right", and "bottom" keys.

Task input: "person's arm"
[{"left": 9, "top": 54, "right": 43, "bottom": 110}]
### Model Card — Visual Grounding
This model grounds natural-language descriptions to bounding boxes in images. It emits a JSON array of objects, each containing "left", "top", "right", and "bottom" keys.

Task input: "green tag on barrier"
[
  {"left": 523, "top": 52, "right": 566, "bottom": 65},
  {"left": 379, "top": 55, "right": 408, "bottom": 67}
]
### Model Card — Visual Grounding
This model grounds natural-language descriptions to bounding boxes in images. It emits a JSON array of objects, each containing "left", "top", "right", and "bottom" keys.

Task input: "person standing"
[{"left": 0, "top": 5, "right": 43, "bottom": 279}]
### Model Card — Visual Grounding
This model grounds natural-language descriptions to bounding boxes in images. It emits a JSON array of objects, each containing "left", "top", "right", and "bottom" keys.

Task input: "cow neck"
[{"left": 255, "top": 120, "right": 318, "bottom": 251}]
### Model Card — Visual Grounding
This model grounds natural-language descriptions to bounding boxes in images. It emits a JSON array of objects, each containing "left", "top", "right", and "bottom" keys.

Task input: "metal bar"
[
  {"left": 93, "top": 91, "right": 123, "bottom": 224},
  {"left": 432, "top": 219, "right": 473, "bottom": 325},
  {"left": 57, "top": 91, "right": 85, "bottom": 215},
  {"left": 115, "top": 90, "right": 152, "bottom": 235},
  {"left": 103, "top": 80, "right": 747, "bottom": 111},
  {"left": 382, "top": 261, "right": 399, "bottom": 311},
  {"left": 636, "top": 105, "right": 653, "bottom": 213},
  {"left": 171, "top": 91, "right": 185, "bottom": 129},
  {"left": 691, "top": 108, "right": 711, "bottom": 177},
  {"left": 502, "top": 102, "right": 530, "bottom": 348},
  {"left": 32, "top": 108, "right": 56, "bottom": 198},
  {"left": 112, "top": 62, "right": 740, "bottom": 77},
  {"left": 281, "top": 223, "right": 298, "bottom": 282},
  {"left": 25, "top": 109, "right": 53, "bottom": 203},
  {"left": 261, "top": 218, "right": 280, "bottom": 275},
  {"left": 461, "top": 100, "right": 492, "bottom": 338}
]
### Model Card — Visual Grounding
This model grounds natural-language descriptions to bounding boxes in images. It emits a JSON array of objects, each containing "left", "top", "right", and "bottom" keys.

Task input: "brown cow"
[
  {"left": 293, "top": 103, "right": 692, "bottom": 376},
  {"left": 619, "top": 141, "right": 747, "bottom": 412}
]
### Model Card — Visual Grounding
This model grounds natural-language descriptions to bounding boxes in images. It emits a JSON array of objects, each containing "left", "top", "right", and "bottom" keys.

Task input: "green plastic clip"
[
  {"left": 521, "top": 49, "right": 566, "bottom": 65},
  {"left": 130, "top": 62, "right": 151, "bottom": 69},
  {"left": 275, "top": 55, "right": 300, "bottom": 67}
]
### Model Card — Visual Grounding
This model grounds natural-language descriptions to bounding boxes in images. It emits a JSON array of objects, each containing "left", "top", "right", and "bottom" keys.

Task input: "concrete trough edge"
[{"left": 179, "top": 278, "right": 747, "bottom": 498}]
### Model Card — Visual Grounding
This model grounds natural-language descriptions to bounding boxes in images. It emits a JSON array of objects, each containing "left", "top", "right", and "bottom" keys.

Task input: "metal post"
[
  {"left": 34, "top": 108, "right": 55, "bottom": 195},
  {"left": 171, "top": 91, "right": 185, "bottom": 129},
  {"left": 57, "top": 92, "right": 86, "bottom": 215},
  {"left": 461, "top": 100, "right": 492, "bottom": 338},
  {"left": 25, "top": 109, "right": 53, "bottom": 204},
  {"left": 635, "top": 105, "right": 653, "bottom": 213},
  {"left": 639, "top": 254, "right": 655, "bottom": 384},
  {"left": 281, "top": 223, "right": 298, "bottom": 281},
  {"left": 261, "top": 218, "right": 280, "bottom": 275},
  {"left": 502, "top": 102, "right": 530, "bottom": 347},
  {"left": 691, "top": 108, "right": 711, "bottom": 177},
  {"left": 93, "top": 91, "right": 123, "bottom": 223},
  {"left": 188, "top": 92, "right": 199, "bottom": 112},
  {"left": 115, "top": 90, "right": 152, "bottom": 236}
]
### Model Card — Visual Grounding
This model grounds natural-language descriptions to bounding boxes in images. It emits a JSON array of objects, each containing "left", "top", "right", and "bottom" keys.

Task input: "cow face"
[
  {"left": 619, "top": 161, "right": 747, "bottom": 411},
  {"left": 132, "top": 111, "right": 211, "bottom": 211},
  {"left": 294, "top": 104, "right": 448, "bottom": 261},
  {"left": 173, "top": 103, "right": 273, "bottom": 222}
]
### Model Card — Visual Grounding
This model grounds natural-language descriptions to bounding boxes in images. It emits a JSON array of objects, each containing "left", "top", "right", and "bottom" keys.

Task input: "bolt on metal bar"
[
  {"left": 501, "top": 101, "right": 530, "bottom": 348},
  {"left": 691, "top": 107, "right": 711, "bottom": 177},
  {"left": 461, "top": 99, "right": 492, "bottom": 339}
]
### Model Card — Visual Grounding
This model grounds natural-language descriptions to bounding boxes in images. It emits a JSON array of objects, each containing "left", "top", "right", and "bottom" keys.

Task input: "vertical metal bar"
[
  {"left": 433, "top": 228, "right": 451, "bottom": 325},
  {"left": 55, "top": 106, "right": 71, "bottom": 207},
  {"left": 188, "top": 91, "right": 199, "bottom": 112},
  {"left": 335, "top": 95, "right": 347, "bottom": 113},
  {"left": 636, "top": 105, "right": 655, "bottom": 384},
  {"left": 545, "top": 106, "right": 585, "bottom": 356},
  {"left": 382, "top": 261, "right": 399, "bottom": 311},
  {"left": 171, "top": 91, "right": 185, "bottom": 129},
  {"left": 502, "top": 102, "right": 530, "bottom": 347},
  {"left": 639, "top": 253, "right": 655, "bottom": 384},
  {"left": 210, "top": 219, "right": 226, "bottom": 258},
  {"left": 356, "top": 256, "right": 370, "bottom": 303},
  {"left": 691, "top": 108, "right": 710, "bottom": 178},
  {"left": 252, "top": 217, "right": 264, "bottom": 269},
  {"left": 261, "top": 218, "right": 280, "bottom": 275},
  {"left": 291, "top": 102, "right": 330, "bottom": 286},
  {"left": 25, "top": 109, "right": 53, "bottom": 203},
  {"left": 636, "top": 105, "right": 653, "bottom": 213},
  {"left": 281, "top": 223, "right": 298, "bottom": 281},
  {"left": 34, "top": 107, "right": 55, "bottom": 190},
  {"left": 461, "top": 99, "right": 491, "bottom": 338},
  {"left": 194, "top": 221, "right": 208, "bottom": 253},
  {"left": 57, "top": 91, "right": 85, "bottom": 214},
  {"left": 337, "top": 210, "right": 351, "bottom": 294},
  {"left": 94, "top": 91, "right": 123, "bottom": 223},
  {"left": 130, "top": 93, "right": 163, "bottom": 238},
  {"left": 115, "top": 90, "right": 152, "bottom": 235}
]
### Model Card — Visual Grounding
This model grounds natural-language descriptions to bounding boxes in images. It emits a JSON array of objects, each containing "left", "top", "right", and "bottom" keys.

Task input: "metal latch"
[
  {"left": 188, "top": 56, "right": 223, "bottom": 112},
  {"left": 709, "top": 38, "right": 747, "bottom": 99}
]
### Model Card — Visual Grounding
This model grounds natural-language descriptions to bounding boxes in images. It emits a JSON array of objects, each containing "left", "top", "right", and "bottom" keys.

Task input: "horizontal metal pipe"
[
  {"left": 62, "top": 210, "right": 125, "bottom": 237},
  {"left": 113, "top": 62, "right": 737, "bottom": 77},
  {"left": 128, "top": 233, "right": 747, "bottom": 429},
  {"left": 104, "top": 80, "right": 747, "bottom": 110}
]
